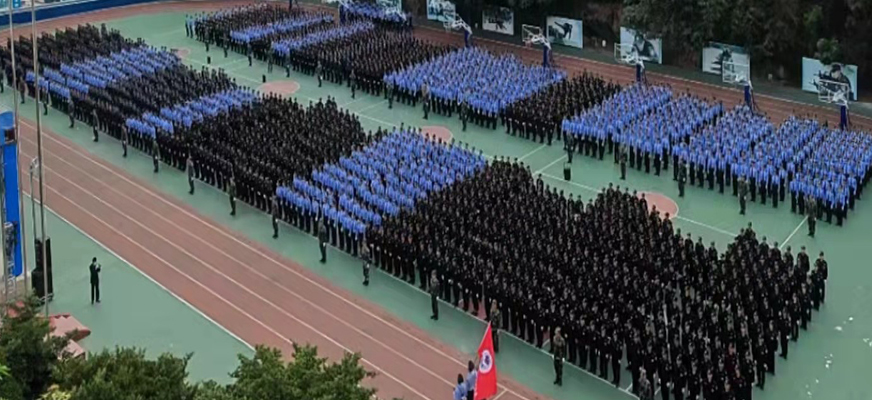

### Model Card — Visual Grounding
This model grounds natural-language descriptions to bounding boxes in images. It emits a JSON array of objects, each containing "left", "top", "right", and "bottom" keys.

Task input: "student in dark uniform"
[
  {"left": 318, "top": 218, "right": 328, "bottom": 263},
  {"left": 678, "top": 161, "right": 687, "bottom": 197},
  {"left": 489, "top": 300, "right": 501, "bottom": 353},
  {"left": 620, "top": 146, "right": 628, "bottom": 180},
  {"left": 92, "top": 108, "right": 100, "bottom": 142},
  {"left": 89, "top": 257, "right": 101, "bottom": 304},
  {"left": 187, "top": 155, "right": 196, "bottom": 195},
  {"left": 815, "top": 252, "right": 828, "bottom": 303},
  {"left": 41, "top": 85, "right": 49, "bottom": 115},
  {"left": 807, "top": 196, "right": 817, "bottom": 237},
  {"left": 552, "top": 327, "right": 566, "bottom": 386},
  {"left": 151, "top": 137, "right": 160, "bottom": 173},
  {"left": 120, "top": 125, "right": 129, "bottom": 158},
  {"left": 349, "top": 69, "right": 357, "bottom": 98},
  {"left": 316, "top": 60, "right": 323, "bottom": 87},
  {"left": 429, "top": 270, "right": 440, "bottom": 320},
  {"left": 271, "top": 194, "right": 280, "bottom": 238},
  {"left": 68, "top": 97, "right": 75, "bottom": 128},
  {"left": 738, "top": 177, "right": 747, "bottom": 215},
  {"left": 361, "top": 239, "right": 371, "bottom": 286},
  {"left": 228, "top": 176, "right": 237, "bottom": 216}
]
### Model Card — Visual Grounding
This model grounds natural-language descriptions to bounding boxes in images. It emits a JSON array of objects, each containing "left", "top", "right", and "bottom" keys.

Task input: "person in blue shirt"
[{"left": 453, "top": 374, "right": 467, "bottom": 400}]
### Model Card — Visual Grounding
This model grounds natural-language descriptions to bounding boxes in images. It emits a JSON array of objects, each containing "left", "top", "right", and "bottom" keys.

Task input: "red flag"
[{"left": 474, "top": 323, "right": 498, "bottom": 400}]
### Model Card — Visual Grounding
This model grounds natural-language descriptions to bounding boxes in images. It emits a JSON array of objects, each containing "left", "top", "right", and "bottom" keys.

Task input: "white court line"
[
  {"left": 340, "top": 95, "right": 369, "bottom": 108},
  {"left": 518, "top": 144, "right": 546, "bottom": 162},
  {"left": 780, "top": 216, "right": 808, "bottom": 250},
  {"left": 22, "top": 194, "right": 254, "bottom": 352},
  {"left": 534, "top": 155, "right": 567, "bottom": 175},
  {"left": 28, "top": 152, "right": 435, "bottom": 400},
  {"left": 492, "top": 389, "right": 509, "bottom": 400},
  {"left": 356, "top": 99, "right": 388, "bottom": 114},
  {"left": 21, "top": 134, "right": 463, "bottom": 393},
  {"left": 17, "top": 119, "right": 526, "bottom": 400},
  {"left": 674, "top": 216, "right": 738, "bottom": 238}
]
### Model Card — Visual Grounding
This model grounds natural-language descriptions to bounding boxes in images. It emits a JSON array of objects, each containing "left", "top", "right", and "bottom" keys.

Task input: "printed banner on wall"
[
  {"left": 546, "top": 16, "right": 583, "bottom": 49},
  {"left": 482, "top": 5, "right": 513, "bottom": 35},
  {"left": 701, "top": 42, "right": 749, "bottom": 75},
  {"left": 802, "top": 57, "right": 858, "bottom": 101},
  {"left": 619, "top": 27, "right": 662, "bottom": 64},
  {"left": 426, "top": 0, "right": 455, "bottom": 22}
]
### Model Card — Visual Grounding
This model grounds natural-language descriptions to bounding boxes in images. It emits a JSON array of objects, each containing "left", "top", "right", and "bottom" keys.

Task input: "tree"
[
  {"left": 53, "top": 348, "right": 196, "bottom": 400},
  {"left": 0, "top": 297, "right": 69, "bottom": 400},
  {"left": 814, "top": 38, "right": 842, "bottom": 65},
  {"left": 230, "top": 344, "right": 376, "bottom": 400}
]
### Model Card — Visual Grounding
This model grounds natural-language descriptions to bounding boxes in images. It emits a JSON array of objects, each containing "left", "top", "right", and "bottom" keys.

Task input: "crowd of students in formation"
[
  {"left": 385, "top": 47, "right": 567, "bottom": 129},
  {"left": 340, "top": 0, "right": 413, "bottom": 30},
  {"left": 503, "top": 73, "right": 622, "bottom": 146},
  {"left": 294, "top": 28, "right": 453, "bottom": 98},
  {"left": 188, "top": 95, "right": 368, "bottom": 213},
  {"left": 370, "top": 161, "right": 830, "bottom": 400},
  {"left": 277, "top": 128, "right": 485, "bottom": 257},
  {"left": 3, "top": 5, "right": 865, "bottom": 400},
  {"left": 558, "top": 81, "right": 872, "bottom": 225}
]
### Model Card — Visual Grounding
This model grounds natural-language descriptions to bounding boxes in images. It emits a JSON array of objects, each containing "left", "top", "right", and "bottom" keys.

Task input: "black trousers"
[
  {"left": 90, "top": 282, "right": 100, "bottom": 303},
  {"left": 554, "top": 359, "right": 563, "bottom": 384},
  {"left": 431, "top": 293, "right": 439, "bottom": 319}
]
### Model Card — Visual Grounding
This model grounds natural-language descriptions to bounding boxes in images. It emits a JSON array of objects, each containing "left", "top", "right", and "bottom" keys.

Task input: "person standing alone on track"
[
  {"left": 228, "top": 176, "right": 237, "bottom": 216},
  {"left": 360, "top": 239, "right": 371, "bottom": 286},
  {"left": 89, "top": 257, "right": 101, "bottom": 304},
  {"left": 552, "top": 327, "right": 566, "bottom": 386},
  {"left": 317, "top": 218, "right": 328, "bottom": 263},
  {"left": 429, "top": 270, "right": 440, "bottom": 320},
  {"left": 271, "top": 194, "right": 280, "bottom": 238},
  {"left": 187, "top": 155, "right": 196, "bottom": 195}
]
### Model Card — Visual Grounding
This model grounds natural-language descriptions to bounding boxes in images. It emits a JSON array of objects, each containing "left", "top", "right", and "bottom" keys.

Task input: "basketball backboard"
[
  {"left": 614, "top": 43, "right": 636, "bottom": 65},
  {"left": 721, "top": 61, "right": 750, "bottom": 85},
  {"left": 522, "top": 24, "right": 542, "bottom": 45},
  {"left": 817, "top": 79, "right": 851, "bottom": 106}
]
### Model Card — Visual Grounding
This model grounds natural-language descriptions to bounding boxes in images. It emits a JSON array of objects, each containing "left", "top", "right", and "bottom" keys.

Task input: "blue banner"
[{"left": 0, "top": 111, "right": 22, "bottom": 277}]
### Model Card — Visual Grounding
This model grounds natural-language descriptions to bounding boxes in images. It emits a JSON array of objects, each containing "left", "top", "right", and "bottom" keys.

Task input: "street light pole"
[
  {"left": 29, "top": 0, "right": 48, "bottom": 316},
  {"left": 28, "top": 158, "right": 37, "bottom": 274}
]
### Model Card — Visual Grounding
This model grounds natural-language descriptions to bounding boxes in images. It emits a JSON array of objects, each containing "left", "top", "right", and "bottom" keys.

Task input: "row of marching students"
[
  {"left": 295, "top": 27, "right": 453, "bottom": 98},
  {"left": 276, "top": 126, "right": 485, "bottom": 261},
  {"left": 504, "top": 72, "right": 622, "bottom": 146},
  {"left": 385, "top": 47, "right": 566, "bottom": 130}
]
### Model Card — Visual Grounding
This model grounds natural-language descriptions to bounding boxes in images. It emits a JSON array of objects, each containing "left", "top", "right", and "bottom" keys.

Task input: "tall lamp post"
[{"left": 28, "top": 0, "right": 48, "bottom": 316}]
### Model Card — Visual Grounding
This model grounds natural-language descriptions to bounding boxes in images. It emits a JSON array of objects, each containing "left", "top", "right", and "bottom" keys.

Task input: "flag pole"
[{"left": 29, "top": 0, "right": 48, "bottom": 316}]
